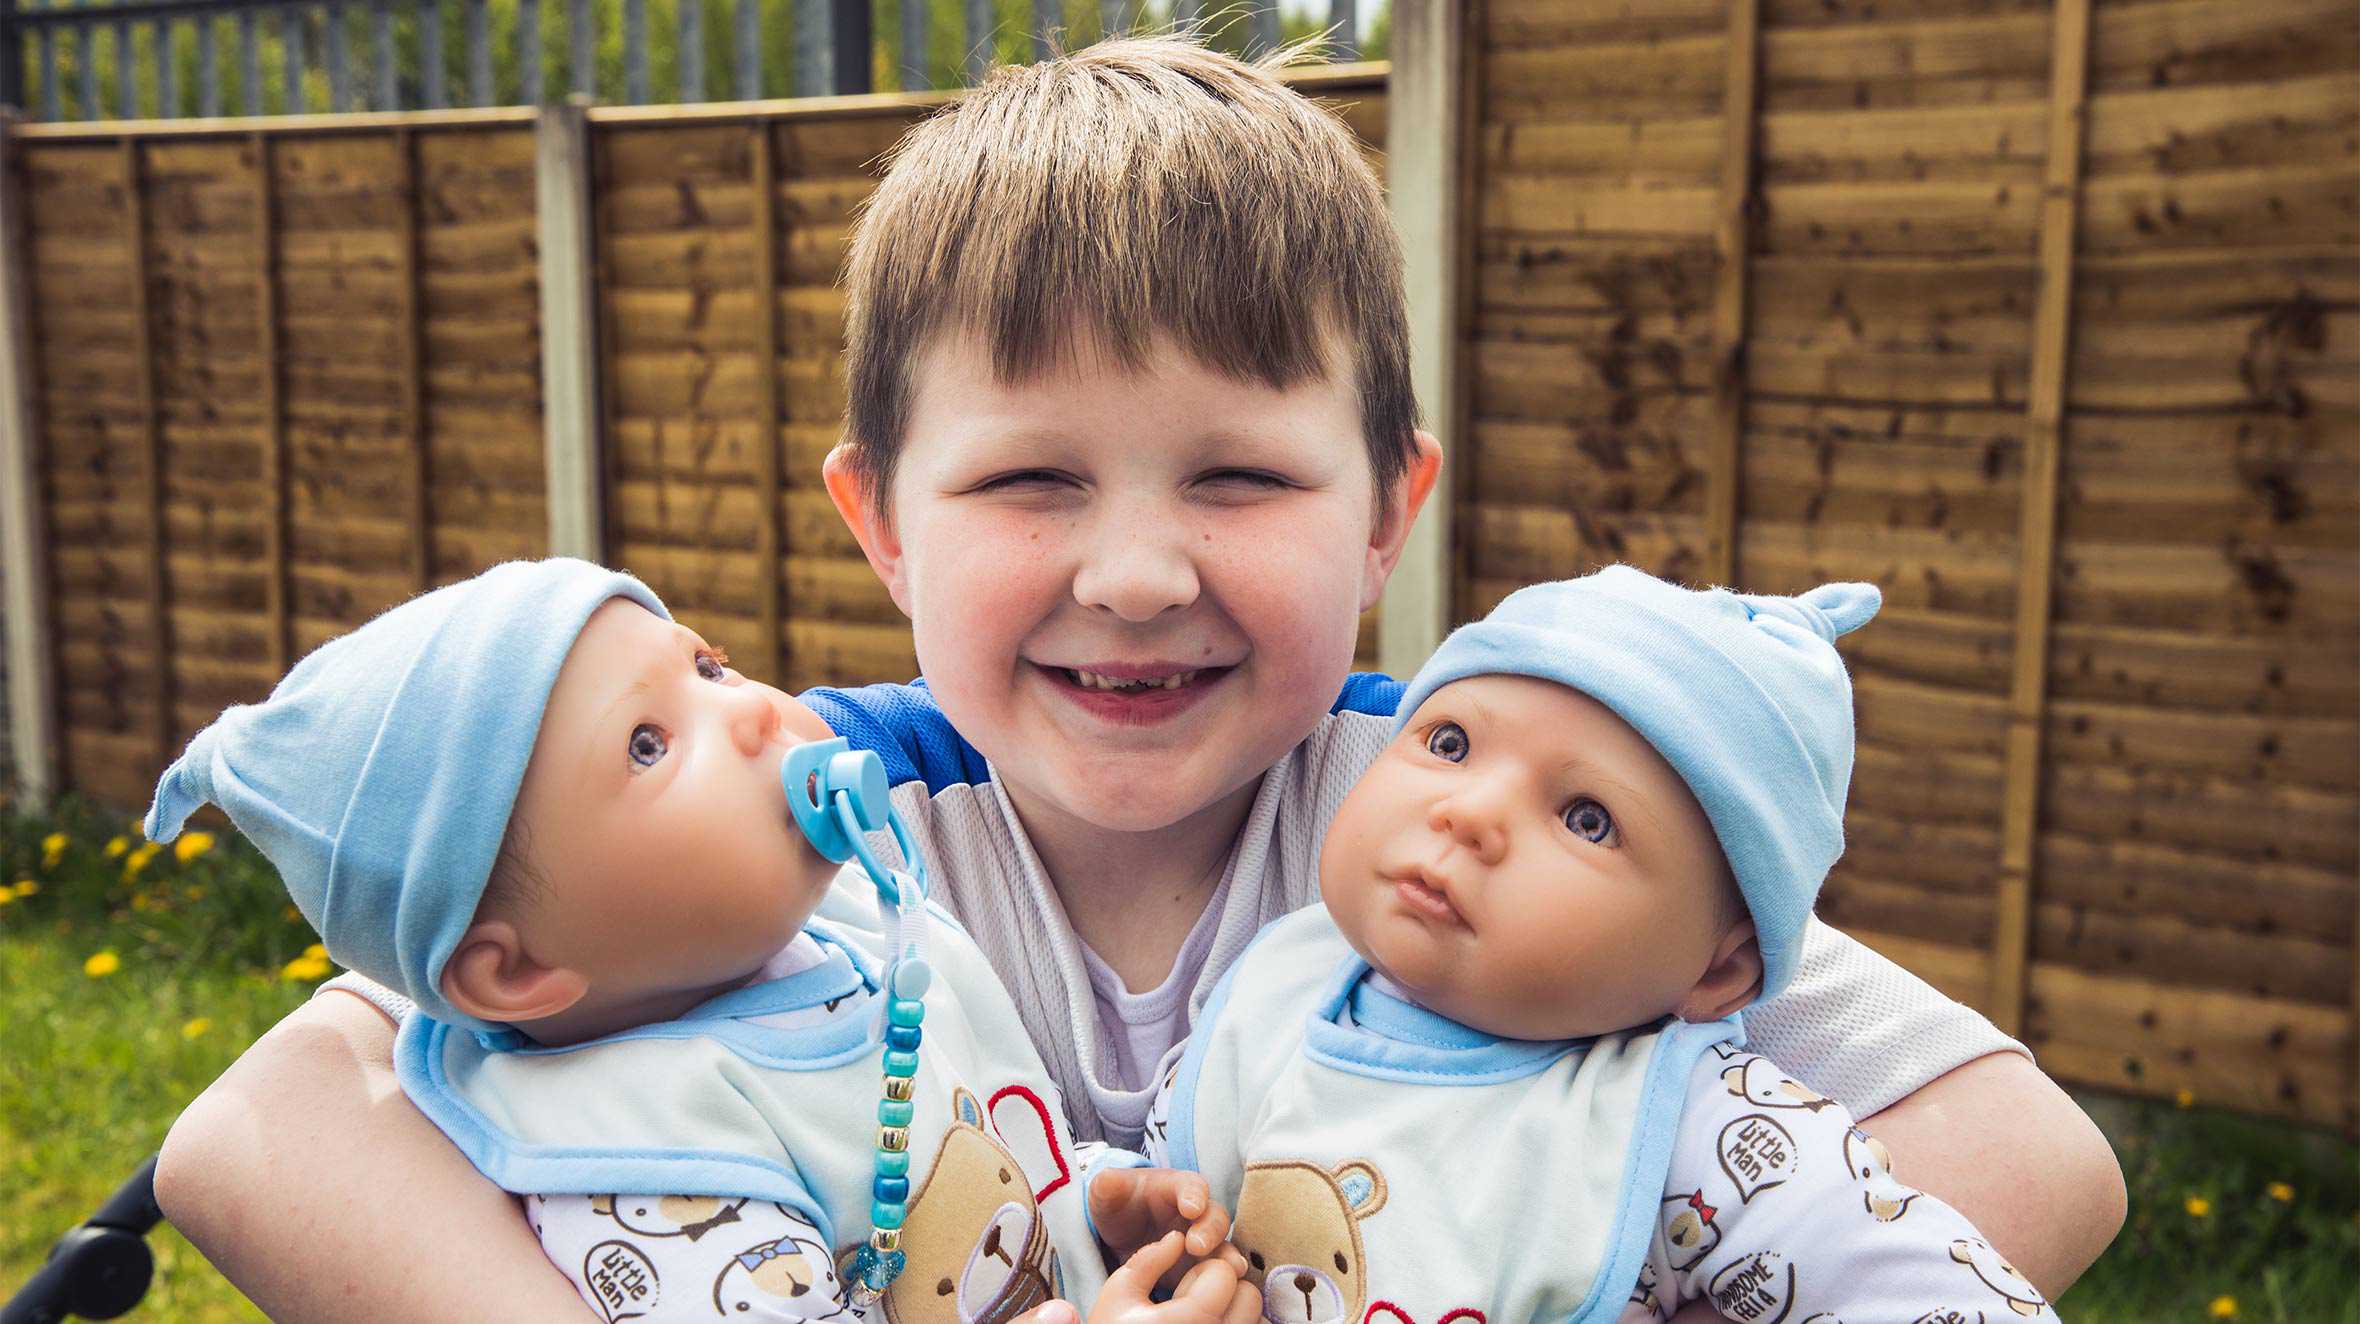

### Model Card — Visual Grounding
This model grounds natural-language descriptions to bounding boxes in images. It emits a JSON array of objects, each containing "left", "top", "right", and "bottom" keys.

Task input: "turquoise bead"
[
  {"left": 885, "top": 1025, "right": 921, "bottom": 1051},
  {"left": 874, "top": 1176, "right": 910, "bottom": 1205},
  {"left": 876, "top": 1148, "right": 910, "bottom": 1178},
  {"left": 878, "top": 1098, "right": 914, "bottom": 1128},
  {"left": 872, "top": 1200, "right": 906, "bottom": 1230},
  {"left": 883, "top": 1049, "right": 920, "bottom": 1077},
  {"left": 887, "top": 998, "right": 925, "bottom": 1028}
]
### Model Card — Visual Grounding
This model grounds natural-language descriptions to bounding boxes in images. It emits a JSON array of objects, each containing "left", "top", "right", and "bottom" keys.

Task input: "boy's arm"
[
  {"left": 1648, "top": 1049, "right": 2059, "bottom": 1321},
  {"left": 155, "top": 989, "right": 597, "bottom": 1320},
  {"left": 1738, "top": 921, "right": 2126, "bottom": 1295},
  {"left": 799, "top": 680, "right": 992, "bottom": 793}
]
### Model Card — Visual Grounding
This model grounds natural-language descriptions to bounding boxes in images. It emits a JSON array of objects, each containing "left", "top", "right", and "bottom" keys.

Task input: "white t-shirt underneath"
[{"left": 1076, "top": 874, "right": 1233, "bottom": 1093}]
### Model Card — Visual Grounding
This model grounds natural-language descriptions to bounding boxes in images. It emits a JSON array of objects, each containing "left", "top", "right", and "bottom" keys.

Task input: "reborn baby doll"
[
  {"left": 142, "top": 558, "right": 1243, "bottom": 1324},
  {"left": 1087, "top": 566, "right": 2060, "bottom": 1324}
]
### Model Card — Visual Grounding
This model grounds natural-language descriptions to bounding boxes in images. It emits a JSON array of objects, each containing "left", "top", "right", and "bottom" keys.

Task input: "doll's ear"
[
  {"left": 440, "top": 919, "right": 589, "bottom": 1024},
  {"left": 1677, "top": 920, "right": 1763, "bottom": 1024}
]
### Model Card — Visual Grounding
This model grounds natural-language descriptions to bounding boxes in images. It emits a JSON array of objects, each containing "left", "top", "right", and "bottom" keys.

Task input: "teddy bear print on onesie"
[{"left": 1112, "top": 912, "right": 2064, "bottom": 1324}]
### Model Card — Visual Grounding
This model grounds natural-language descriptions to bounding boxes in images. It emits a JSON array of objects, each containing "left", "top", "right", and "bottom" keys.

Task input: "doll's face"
[
  {"left": 504, "top": 599, "right": 841, "bottom": 1006},
  {"left": 1318, "top": 674, "right": 1750, "bottom": 1040}
]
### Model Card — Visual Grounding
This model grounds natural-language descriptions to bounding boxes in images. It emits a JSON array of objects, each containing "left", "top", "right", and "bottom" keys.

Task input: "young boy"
[
  {"left": 1086, "top": 567, "right": 2061, "bottom": 1323},
  {"left": 141, "top": 557, "right": 1245, "bottom": 1324},
  {"left": 154, "top": 33, "right": 2122, "bottom": 1322}
]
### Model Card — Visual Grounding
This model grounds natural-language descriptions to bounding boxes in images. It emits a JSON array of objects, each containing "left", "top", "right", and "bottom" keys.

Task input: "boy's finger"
[
  {"left": 1106, "top": 1231, "right": 1187, "bottom": 1300},
  {"left": 1220, "top": 1276, "right": 1263, "bottom": 1324},
  {"left": 1181, "top": 1201, "right": 1231, "bottom": 1258},
  {"left": 1011, "top": 1300, "right": 1080, "bottom": 1324},
  {"left": 1170, "top": 1252, "right": 1241, "bottom": 1314}
]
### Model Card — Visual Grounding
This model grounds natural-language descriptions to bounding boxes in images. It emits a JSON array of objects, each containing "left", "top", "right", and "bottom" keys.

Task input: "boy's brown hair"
[{"left": 839, "top": 31, "right": 1417, "bottom": 520}]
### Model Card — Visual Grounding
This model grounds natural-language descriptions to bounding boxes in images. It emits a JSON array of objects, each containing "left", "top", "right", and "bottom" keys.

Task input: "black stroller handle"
[{"left": 2, "top": 1156, "right": 162, "bottom": 1324}]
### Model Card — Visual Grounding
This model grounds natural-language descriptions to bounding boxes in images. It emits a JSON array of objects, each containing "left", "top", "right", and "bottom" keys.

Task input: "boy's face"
[
  {"left": 827, "top": 324, "right": 1438, "bottom": 838},
  {"left": 1319, "top": 675, "right": 1745, "bottom": 1040},
  {"left": 507, "top": 599, "right": 842, "bottom": 999}
]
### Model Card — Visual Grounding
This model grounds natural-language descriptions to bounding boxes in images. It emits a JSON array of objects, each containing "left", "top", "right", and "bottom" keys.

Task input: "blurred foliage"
[{"left": 17, "top": 0, "right": 1388, "bottom": 119}]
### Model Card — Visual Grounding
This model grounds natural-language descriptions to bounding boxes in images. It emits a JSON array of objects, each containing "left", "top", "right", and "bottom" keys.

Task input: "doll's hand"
[
  {"left": 1089, "top": 1233, "right": 1261, "bottom": 1324},
  {"left": 1089, "top": 1167, "right": 1235, "bottom": 1263}
]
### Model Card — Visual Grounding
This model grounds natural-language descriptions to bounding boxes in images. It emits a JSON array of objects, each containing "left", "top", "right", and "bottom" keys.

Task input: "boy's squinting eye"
[
  {"left": 1564, "top": 797, "right": 1616, "bottom": 845},
  {"left": 1425, "top": 721, "right": 1468, "bottom": 763}
]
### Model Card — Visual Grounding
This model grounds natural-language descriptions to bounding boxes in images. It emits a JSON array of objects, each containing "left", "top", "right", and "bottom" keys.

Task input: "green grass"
[{"left": 2, "top": 796, "right": 2355, "bottom": 1321}]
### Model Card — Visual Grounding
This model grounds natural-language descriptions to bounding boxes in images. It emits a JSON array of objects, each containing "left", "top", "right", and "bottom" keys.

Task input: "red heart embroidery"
[
  {"left": 986, "top": 1084, "right": 1072, "bottom": 1202},
  {"left": 1367, "top": 1303, "right": 1485, "bottom": 1324}
]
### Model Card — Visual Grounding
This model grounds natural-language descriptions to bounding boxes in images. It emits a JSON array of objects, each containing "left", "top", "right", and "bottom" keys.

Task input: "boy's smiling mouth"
[{"left": 1033, "top": 659, "right": 1238, "bottom": 725}]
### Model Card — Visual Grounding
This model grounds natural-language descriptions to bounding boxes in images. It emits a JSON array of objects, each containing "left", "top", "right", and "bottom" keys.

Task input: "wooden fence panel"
[
  {"left": 1466, "top": 0, "right": 2355, "bottom": 1127},
  {"left": 21, "top": 116, "right": 544, "bottom": 811}
]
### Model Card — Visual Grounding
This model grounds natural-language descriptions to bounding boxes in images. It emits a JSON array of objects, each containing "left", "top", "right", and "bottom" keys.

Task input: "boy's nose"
[{"left": 1070, "top": 518, "right": 1201, "bottom": 622}]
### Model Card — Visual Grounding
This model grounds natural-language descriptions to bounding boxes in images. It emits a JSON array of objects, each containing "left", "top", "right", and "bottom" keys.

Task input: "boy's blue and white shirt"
[
  {"left": 393, "top": 872, "right": 1108, "bottom": 1324},
  {"left": 337, "top": 677, "right": 2030, "bottom": 1152},
  {"left": 1100, "top": 906, "right": 2059, "bottom": 1324}
]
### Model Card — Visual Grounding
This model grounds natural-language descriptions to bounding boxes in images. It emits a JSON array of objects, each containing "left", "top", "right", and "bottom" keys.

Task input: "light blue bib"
[
  {"left": 396, "top": 884, "right": 1109, "bottom": 1323},
  {"left": 1160, "top": 906, "right": 1740, "bottom": 1324}
]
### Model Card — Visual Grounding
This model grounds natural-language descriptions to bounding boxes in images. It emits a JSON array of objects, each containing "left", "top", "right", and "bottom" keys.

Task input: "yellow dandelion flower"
[
  {"left": 13, "top": 880, "right": 36, "bottom": 897},
  {"left": 2209, "top": 1296, "right": 2237, "bottom": 1318},
  {"left": 2174, "top": 1088, "right": 2195, "bottom": 1109},
  {"left": 184, "top": 885, "right": 206, "bottom": 901},
  {"left": 304, "top": 942, "right": 327, "bottom": 961},
  {"left": 173, "top": 831, "right": 216, "bottom": 865},
  {"left": 104, "top": 836, "right": 129, "bottom": 859},
  {"left": 83, "top": 950, "right": 121, "bottom": 978},
  {"left": 40, "top": 832, "right": 66, "bottom": 868},
  {"left": 0, "top": 890, "right": 14, "bottom": 908},
  {"left": 130, "top": 892, "right": 153, "bottom": 912},
  {"left": 181, "top": 1017, "right": 212, "bottom": 1039},
  {"left": 2266, "top": 1182, "right": 2293, "bottom": 1203},
  {"left": 2185, "top": 1195, "right": 2212, "bottom": 1218},
  {"left": 280, "top": 953, "right": 332, "bottom": 982}
]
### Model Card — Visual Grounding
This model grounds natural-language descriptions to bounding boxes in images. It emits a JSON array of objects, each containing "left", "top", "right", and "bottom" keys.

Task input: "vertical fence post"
[
  {"left": 374, "top": 0, "right": 397, "bottom": 110},
  {"left": 1703, "top": 0, "right": 1759, "bottom": 588},
  {"left": 466, "top": 0, "right": 490, "bottom": 105},
  {"left": 0, "top": 114, "right": 57, "bottom": 809},
  {"left": 327, "top": 3, "right": 349, "bottom": 111},
  {"left": 899, "top": 0, "right": 926, "bottom": 89},
  {"left": 282, "top": 8, "right": 304, "bottom": 113},
  {"left": 538, "top": 98, "right": 601, "bottom": 561},
  {"left": 0, "top": 6, "right": 23, "bottom": 112},
  {"left": 239, "top": 10, "right": 259, "bottom": 115},
  {"left": 678, "top": 0, "right": 702, "bottom": 102},
  {"left": 793, "top": 0, "right": 826, "bottom": 95},
  {"left": 251, "top": 132, "right": 290, "bottom": 678},
  {"left": 115, "top": 18, "right": 131, "bottom": 118},
  {"left": 422, "top": 0, "right": 445, "bottom": 107},
  {"left": 623, "top": 0, "right": 645, "bottom": 102},
  {"left": 1326, "top": 0, "right": 1355, "bottom": 59},
  {"left": 1247, "top": 3, "right": 1277, "bottom": 55},
  {"left": 963, "top": 0, "right": 991, "bottom": 81},
  {"left": 570, "top": 0, "right": 592, "bottom": 97},
  {"left": 520, "top": 0, "right": 540, "bottom": 104},
  {"left": 1029, "top": 0, "right": 1052, "bottom": 61},
  {"left": 38, "top": 4, "right": 60, "bottom": 123},
  {"left": 396, "top": 128, "right": 430, "bottom": 589},
  {"left": 1990, "top": 0, "right": 2093, "bottom": 1036},
  {"left": 198, "top": 14, "right": 219, "bottom": 116},
  {"left": 154, "top": 20, "right": 176, "bottom": 117},
  {"left": 830, "top": 0, "right": 868, "bottom": 94},
  {"left": 750, "top": 118, "right": 785, "bottom": 686},
  {"left": 79, "top": 19, "right": 96, "bottom": 120},
  {"left": 1379, "top": 0, "right": 1466, "bottom": 676},
  {"left": 122, "top": 138, "right": 176, "bottom": 772},
  {"left": 733, "top": 0, "right": 756, "bottom": 97}
]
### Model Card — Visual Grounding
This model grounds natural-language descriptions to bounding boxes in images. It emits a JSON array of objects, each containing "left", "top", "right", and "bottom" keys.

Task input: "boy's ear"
[
  {"left": 439, "top": 919, "right": 590, "bottom": 1026},
  {"left": 1360, "top": 430, "right": 1445, "bottom": 611},
  {"left": 822, "top": 444, "right": 911, "bottom": 615},
  {"left": 1676, "top": 919, "right": 1763, "bottom": 1024}
]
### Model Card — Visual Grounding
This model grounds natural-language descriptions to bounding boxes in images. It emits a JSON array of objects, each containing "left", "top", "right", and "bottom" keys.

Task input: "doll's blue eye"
[
  {"left": 1425, "top": 722, "right": 1468, "bottom": 762},
  {"left": 695, "top": 648, "right": 730, "bottom": 682},
  {"left": 628, "top": 724, "right": 668, "bottom": 768},
  {"left": 1565, "top": 798, "right": 1615, "bottom": 844}
]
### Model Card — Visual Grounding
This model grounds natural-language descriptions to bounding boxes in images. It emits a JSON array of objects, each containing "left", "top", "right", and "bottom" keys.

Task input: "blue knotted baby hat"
[
  {"left": 1394, "top": 565, "right": 1880, "bottom": 1002},
  {"left": 143, "top": 558, "right": 670, "bottom": 1030}
]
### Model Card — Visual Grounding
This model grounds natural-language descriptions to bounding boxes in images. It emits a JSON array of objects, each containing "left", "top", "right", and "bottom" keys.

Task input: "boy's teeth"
[{"left": 1067, "top": 668, "right": 1198, "bottom": 692}]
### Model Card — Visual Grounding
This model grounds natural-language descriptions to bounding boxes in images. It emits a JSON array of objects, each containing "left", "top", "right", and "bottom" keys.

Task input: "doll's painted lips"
[{"left": 1392, "top": 872, "right": 1465, "bottom": 928}]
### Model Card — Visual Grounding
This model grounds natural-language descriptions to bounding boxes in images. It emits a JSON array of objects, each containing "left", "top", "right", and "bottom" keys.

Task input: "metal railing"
[{"left": 0, "top": 0, "right": 1361, "bottom": 120}]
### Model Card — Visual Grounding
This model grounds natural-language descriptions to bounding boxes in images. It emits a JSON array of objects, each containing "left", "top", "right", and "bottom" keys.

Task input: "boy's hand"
[
  {"left": 1090, "top": 1233, "right": 1262, "bottom": 1324},
  {"left": 1089, "top": 1167, "right": 1235, "bottom": 1263}
]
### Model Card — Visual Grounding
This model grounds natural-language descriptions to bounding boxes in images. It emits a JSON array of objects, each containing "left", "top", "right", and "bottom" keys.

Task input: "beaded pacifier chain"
[{"left": 782, "top": 737, "right": 936, "bottom": 1304}]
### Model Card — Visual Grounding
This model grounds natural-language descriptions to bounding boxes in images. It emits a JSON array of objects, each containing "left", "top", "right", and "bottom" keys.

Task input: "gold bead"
[
  {"left": 880, "top": 1126, "right": 909, "bottom": 1151},
  {"left": 884, "top": 1076, "right": 915, "bottom": 1102},
  {"left": 872, "top": 1228, "right": 901, "bottom": 1253}
]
